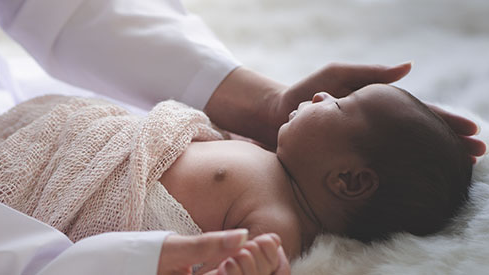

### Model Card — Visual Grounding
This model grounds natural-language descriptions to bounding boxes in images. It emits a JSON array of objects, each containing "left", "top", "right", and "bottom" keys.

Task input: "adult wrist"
[{"left": 204, "top": 67, "right": 287, "bottom": 145}]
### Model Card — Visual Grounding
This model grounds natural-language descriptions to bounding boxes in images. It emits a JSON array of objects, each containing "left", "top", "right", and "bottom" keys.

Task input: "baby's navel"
[{"left": 214, "top": 168, "right": 226, "bottom": 182}]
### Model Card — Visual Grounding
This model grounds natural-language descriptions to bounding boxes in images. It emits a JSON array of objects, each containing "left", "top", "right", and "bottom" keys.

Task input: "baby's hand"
[{"left": 206, "top": 233, "right": 291, "bottom": 275}]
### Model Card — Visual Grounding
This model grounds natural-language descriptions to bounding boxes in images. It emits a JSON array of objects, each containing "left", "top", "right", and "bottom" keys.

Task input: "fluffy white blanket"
[{"left": 292, "top": 109, "right": 489, "bottom": 275}]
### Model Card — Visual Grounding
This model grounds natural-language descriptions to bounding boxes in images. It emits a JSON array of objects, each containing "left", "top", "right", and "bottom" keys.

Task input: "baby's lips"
[{"left": 289, "top": 110, "right": 297, "bottom": 121}]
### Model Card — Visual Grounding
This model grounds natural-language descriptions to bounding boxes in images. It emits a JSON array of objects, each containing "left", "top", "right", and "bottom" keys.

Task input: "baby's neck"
[{"left": 278, "top": 159, "right": 322, "bottom": 253}]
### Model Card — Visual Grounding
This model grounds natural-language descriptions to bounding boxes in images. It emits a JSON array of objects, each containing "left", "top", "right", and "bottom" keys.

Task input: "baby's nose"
[{"left": 312, "top": 91, "right": 335, "bottom": 103}]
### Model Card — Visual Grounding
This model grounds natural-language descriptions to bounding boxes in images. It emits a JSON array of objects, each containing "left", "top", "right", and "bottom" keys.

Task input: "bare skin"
[
  {"left": 204, "top": 63, "right": 486, "bottom": 155},
  {"left": 156, "top": 63, "right": 486, "bottom": 274},
  {"left": 158, "top": 230, "right": 286, "bottom": 275},
  {"left": 159, "top": 140, "right": 315, "bottom": 260},
  {"left": 159, "top": 83, "right": 486, "bottom": 273},
  {"left": 204, "top": 63, "right": 414, "bottom": 148}
]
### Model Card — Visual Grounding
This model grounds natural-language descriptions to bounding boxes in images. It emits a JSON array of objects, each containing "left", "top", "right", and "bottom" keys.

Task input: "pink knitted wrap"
[{"left": 0, "top": 95, "right": 223, "bottom": 241}]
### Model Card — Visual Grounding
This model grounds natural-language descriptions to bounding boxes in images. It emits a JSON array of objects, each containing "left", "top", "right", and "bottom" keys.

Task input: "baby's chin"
[
  {"left": 276, "top": 123, "right": 289, "bottom": 149},
  {"left": 274, "top": 149, "right": 289, "bottom": 176}
]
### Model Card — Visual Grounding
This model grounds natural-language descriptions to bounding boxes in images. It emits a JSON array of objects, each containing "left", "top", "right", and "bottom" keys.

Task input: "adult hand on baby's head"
[
  {"left": 158, "top": 229, "right": 248, "bottom": 275},
  {"left": 284, "top": 62, "right": 412, "bottom": 101},
  {"left": 205, "top": 62, "right": 410, "bottom": 149},
  {"left": 269, "top": 62, "right": 412, "bottom": 147},
  {"left": 426, "top": 103, "right": 486, "bottom": 163}
]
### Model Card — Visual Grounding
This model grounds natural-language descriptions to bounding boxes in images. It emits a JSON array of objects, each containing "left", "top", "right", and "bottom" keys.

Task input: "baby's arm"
[{"left": 208, "top": 233, "right": 290, "bottom": 275}]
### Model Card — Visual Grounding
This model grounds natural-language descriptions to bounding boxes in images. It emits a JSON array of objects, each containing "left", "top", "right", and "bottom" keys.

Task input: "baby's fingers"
[
  {"left": 236, "top": 248, "right": 259, "bottom": 274},
  {"left": 218, "top": 257, "right": 243, "bottom": 275},
  {"left": 217, "top": 233, "right": 282, "bottom": 275},
  {"left": 254, "top": 233, "right": 281, "bottom": 270},
  {"left": 243, "top": 240, "right": 279, "bottom": 274}
]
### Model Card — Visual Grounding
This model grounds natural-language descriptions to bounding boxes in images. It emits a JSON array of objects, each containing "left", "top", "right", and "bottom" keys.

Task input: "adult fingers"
[
  {"left": 368, "top": 62, "right": 412, "bottom": 84},
  {"left": 160, "top": 229, "right": 248, "bottom": 270},
  {"left": 285, "top": 62, "right": 412, "bottom": 105},
  {"left": 470, "top": 156, "right": 477, "bottom": 165},
  {"left": 460, "top": 135, "right": 487, "bottom": 157},
  {"left": 337, "top": 62, "right": 412, "bottom": 89},
  {"left": 426, "top": 103, "right": 486, "bottom": 157},
  {"left": 427, "top": 103, "right": 480, "bottom": 136},
  {"left": 306, "top": 62, "right": 411, "bottom": 99}
]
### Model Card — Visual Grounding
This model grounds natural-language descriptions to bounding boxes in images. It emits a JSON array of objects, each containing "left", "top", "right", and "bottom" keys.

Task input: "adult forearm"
[{"left": 204, "top": 67, "right": 288, "bottom": 146}]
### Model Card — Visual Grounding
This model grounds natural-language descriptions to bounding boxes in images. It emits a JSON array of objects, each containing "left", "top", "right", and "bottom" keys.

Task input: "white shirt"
[
  {"left": 0, "top": 203, "right": 171, "bottom": 275},
  {"left": 0, "top": 0, "right": 240, "bottom": 111},
  {"left": 0, "top": 0, "right": 240, "bottom": 274}
]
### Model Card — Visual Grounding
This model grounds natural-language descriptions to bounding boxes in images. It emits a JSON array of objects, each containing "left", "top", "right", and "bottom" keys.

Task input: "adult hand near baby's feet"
[
  {"left": 426, "top": 103, "right": 486, "bottom": 163},
  {"left": 158, "top": 229, "right": 248, "bottom": 275}
]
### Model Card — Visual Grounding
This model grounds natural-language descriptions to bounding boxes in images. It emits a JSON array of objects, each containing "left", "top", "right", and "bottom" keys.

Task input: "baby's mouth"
[{"left": 289, "top": 110, "right": 297, "bottom": 121}]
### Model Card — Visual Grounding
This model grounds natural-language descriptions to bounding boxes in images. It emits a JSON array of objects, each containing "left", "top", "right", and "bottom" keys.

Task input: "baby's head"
[{"left": 277, "top": 84, "right": 472, "bottom": 243}]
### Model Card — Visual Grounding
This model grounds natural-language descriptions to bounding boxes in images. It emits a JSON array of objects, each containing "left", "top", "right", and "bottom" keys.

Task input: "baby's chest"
[{"left": 158, "top": 141, "right": 270, "bottom": 232}]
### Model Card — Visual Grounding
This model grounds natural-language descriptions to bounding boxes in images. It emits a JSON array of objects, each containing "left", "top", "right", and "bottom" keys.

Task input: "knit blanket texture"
[{"left": 0, "top": 95, "right": 223, "bottom": 242}]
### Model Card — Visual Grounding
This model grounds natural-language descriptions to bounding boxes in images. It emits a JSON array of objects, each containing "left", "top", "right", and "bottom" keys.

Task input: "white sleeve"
[
  {"left": 0, "top": 203, "right": 171, "bottom": 275},
  {"left": 0, "top": 0, "right": 241, "bottom": 110}
]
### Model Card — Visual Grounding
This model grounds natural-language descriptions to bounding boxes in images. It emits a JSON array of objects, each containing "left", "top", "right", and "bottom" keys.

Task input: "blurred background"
[{"left": 1, "top": 0, "right": 489, "bottom": 117}]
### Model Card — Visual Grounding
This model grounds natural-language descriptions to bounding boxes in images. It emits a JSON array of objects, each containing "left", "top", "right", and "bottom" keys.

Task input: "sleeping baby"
[
  {"left": 0, "top": 83, "right": 472, "bottom": 274},
  {"left": 160, "top": 83, "right": 473, "bottom": 260}
]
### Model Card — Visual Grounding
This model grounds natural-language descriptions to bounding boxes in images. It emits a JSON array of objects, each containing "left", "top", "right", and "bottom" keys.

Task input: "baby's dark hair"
[{"left": 344, "top": 88, "right": 473, "bottom": 243}]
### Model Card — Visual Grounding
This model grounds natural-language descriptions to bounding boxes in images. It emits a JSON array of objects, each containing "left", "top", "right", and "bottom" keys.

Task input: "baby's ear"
[{"left": 327, "top": 168, "right": 379, "bottom": 201}]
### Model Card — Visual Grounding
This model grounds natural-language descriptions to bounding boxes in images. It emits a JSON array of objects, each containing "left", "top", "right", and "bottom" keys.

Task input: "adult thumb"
[{"left": 160, "top": 229, "right": 249, "bottom": 269}]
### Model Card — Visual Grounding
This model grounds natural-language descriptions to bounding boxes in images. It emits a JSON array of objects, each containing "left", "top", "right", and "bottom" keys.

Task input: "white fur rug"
[{"left": 292, "top": 109, "right": 489, "bottom": 275}]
